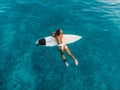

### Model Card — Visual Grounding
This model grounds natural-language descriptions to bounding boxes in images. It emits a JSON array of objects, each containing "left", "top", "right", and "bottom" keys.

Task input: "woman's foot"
[
  {"left": 74, "top": 59, "right": 78, "bottom": 66},
  {"left": 65, "top": 61, "right": 69, "bottom": 67}
]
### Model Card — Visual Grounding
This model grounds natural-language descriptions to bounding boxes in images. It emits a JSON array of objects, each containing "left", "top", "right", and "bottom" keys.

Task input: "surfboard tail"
[{"left": 36, "top": 39, "right": 46, "bottom": 46}]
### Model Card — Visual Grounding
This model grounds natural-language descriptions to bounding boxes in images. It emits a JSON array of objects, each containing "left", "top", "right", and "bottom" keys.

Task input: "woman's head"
[{"left": 56, "top": 29, "right": 63, "bottom": 35}]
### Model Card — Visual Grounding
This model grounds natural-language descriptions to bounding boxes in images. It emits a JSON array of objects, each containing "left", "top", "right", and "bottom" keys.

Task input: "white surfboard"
[{"left": 36, "top": 34, "right": 82, "bottom": 47}]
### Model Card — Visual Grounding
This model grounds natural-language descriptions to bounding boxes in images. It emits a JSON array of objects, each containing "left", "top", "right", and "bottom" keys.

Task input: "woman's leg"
[
  {"left": 64, "top": 45, "right": 78, "bottom": 65},
  {"left": 58, "top": 46, "right": 69, "bottom": 67},
  {"left": 58, "top": 46, "right": 65, "bottom": 60},
  {"left": 64, "top": 45, "right": 75, "bottom": 59}
]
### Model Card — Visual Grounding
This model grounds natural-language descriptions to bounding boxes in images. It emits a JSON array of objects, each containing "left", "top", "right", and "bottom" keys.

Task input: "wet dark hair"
[{"left": 56, "top": 29, "right": 62, "bottom": 35}]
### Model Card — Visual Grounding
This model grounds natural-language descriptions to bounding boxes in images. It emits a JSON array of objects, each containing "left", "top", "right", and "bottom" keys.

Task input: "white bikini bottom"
[
  {"left": 58, "top": 43, "right": 65, "bottom": 47},
  {"left": 58, "top": 44, "right": 65, "bottom": 50}
]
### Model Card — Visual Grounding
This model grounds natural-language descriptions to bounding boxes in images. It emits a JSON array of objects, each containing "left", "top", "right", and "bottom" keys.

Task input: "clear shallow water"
[{"left": 0, "top": 0, "right": 120, "bottom": 90}]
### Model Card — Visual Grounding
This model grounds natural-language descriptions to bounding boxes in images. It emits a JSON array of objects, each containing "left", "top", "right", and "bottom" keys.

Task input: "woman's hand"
[{"left": 51, "top": 32, "right": 56, "bottom": 37}]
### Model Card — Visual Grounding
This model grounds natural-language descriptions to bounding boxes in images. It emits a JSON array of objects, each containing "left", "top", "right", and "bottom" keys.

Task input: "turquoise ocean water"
[{"left": 0, "top": 0, "right": 120, "bottom": 90}]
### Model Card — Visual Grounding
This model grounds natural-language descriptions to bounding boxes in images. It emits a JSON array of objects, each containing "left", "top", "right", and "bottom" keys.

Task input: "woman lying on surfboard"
[{"left": 51, "top": 29, "right": 78, "bottom": 67}]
